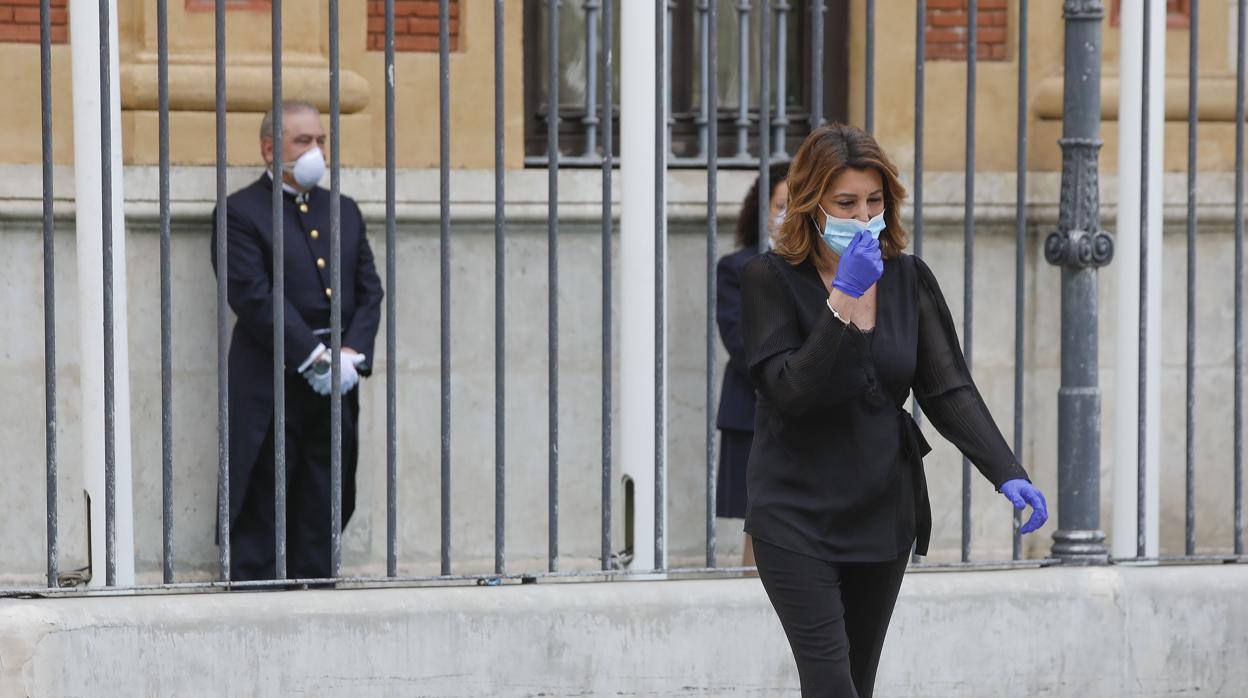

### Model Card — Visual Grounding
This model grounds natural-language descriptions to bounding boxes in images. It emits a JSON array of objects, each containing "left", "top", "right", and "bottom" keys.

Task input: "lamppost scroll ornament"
[
  {"left": 1063, "top": 0, "right": 1105, "bottom": 18},
  {"left": 1045, "top": 228, "right": 1115, "bottom": 269}
]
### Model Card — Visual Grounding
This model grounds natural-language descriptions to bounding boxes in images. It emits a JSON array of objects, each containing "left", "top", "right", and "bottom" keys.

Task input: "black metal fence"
[{"left": 18, "top": 0, "right": 1248, "bottom": 595}]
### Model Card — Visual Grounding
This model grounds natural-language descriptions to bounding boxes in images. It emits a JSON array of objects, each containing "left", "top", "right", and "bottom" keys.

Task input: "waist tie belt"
[
  {"left": 898, "top": 406, "right": 933, "bottom": 556},
  {"left": 898, "top": 408, "right": 932, "bottom": 462}
]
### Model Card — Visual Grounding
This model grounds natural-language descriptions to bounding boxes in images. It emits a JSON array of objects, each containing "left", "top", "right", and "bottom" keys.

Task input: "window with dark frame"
[{"left": 522, "top": 0, "right": 851, "bottom": 167}]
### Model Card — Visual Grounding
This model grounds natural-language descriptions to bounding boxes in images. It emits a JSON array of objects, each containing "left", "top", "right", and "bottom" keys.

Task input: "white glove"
[{"left": 337, "top": 352, "right": 366, "bottom": 393}]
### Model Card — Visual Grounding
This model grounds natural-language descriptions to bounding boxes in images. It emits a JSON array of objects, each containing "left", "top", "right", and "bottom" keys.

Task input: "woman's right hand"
[{"left": 831, "top": 230, "right": 884, "bottom": 298}]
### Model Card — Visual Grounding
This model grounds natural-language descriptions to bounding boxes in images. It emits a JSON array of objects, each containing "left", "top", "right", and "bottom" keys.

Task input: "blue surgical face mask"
[{"left": 818, "top": 206, "right": 886, "bottom": 255}]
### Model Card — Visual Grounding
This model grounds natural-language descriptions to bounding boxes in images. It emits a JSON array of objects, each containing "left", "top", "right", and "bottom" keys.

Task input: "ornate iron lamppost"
[{"left": 1046, "top": 0, "right": 1115, "bottom": 564}]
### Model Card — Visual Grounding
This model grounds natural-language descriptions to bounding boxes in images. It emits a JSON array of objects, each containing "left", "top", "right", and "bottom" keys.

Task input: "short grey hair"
[{"left": 259, "top": 100, "right": 320, "bottom": 141}]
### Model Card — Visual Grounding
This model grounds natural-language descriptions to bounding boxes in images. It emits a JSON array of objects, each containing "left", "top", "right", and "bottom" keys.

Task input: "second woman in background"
[{"left": 715, "top": 161, "right": 790, "bottom": 566}]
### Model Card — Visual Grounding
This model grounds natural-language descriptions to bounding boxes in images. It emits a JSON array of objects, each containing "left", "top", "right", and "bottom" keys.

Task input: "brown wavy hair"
[
  {"left": 735, "top": 162, "right": 791, "bottom": 249},
  {"left": 774, "top": 123, "right": 909, "bottom": 271}
]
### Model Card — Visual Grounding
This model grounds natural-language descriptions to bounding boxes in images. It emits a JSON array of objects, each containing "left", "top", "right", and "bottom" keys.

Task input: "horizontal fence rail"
[{"left": 15, "top": 0, "right": 1248, "bottom": 598}]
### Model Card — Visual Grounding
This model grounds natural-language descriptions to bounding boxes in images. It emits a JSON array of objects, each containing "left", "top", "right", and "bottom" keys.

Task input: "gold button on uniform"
[
  {"left": 325, "top": 287, "right": 333, "bottom": 298},
  {"left": 299, "top": 203, "right": 309, "bottom": 213},
  {"left": 317, "top": 258, "right": 326, "bottom": 270},
  {"left": 310, "top": 229, "right": 319, "bottom": 240}
]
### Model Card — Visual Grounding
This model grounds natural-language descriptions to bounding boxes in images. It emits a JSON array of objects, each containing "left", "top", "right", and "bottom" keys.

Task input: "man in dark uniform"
[{"left": 210, "top": 100, "right": 384, "bottom": 581}]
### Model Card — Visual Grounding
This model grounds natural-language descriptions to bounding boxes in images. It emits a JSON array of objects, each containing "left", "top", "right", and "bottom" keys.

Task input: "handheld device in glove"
[{"left": 303, "top": 351, "right": 334, "bottom": 396}]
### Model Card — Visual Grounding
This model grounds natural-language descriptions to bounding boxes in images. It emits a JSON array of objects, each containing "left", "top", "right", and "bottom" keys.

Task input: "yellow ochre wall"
[
  {"left": 0, "top": 0, "right": 525, "bottom": 169},
  {"left": 847, "top": 0, "right": 1242, "bottom": 174},
  {"left": 0, "top": 0, "right": 1241, "bottom": 172}
]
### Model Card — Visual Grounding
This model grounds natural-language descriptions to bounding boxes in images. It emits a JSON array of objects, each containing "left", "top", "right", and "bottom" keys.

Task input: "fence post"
[
  {"left": 1045, "top": 0, "right": 1113, "bottom": 564},
  {"left": 620, "top": 0, "right": 661, "bottom": 573},
  {"left": 69, "top": 0, "right": 135, "bottom": 586}
]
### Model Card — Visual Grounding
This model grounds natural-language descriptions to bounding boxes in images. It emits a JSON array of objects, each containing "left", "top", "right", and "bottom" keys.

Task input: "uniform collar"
[{"left": 265, "top": 170, "right": 310, "bottom": 204}]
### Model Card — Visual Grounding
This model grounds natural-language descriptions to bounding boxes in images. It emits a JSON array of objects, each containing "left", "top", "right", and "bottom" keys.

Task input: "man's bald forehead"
[{"left": 259, "top": 100, "right": 320, "bottom": 141}]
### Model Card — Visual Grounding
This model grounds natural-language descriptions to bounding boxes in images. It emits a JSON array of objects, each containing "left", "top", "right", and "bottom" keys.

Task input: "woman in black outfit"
[
  {"left": 741, "top": 123, "right": 1049, "bottom": 697},
  {"left": 716, "top": 162, "right": 790, "bottom": 566}
]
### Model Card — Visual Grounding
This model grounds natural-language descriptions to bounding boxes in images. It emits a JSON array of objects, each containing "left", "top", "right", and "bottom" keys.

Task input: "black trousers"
[
  {"left": 754, "top": 538, "right": 910, "bottom": 698},
  {"left": 230, "top": 378, "right": 358, "bottom": 582}
]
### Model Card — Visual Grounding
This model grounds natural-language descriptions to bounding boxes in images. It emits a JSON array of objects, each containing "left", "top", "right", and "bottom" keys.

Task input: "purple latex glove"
[
  {"left": 831, "top": 230, "right": 884, "bottom": 299},
  {"left": 1000, "top": 479, "right": 1048, "bottom": 534}
]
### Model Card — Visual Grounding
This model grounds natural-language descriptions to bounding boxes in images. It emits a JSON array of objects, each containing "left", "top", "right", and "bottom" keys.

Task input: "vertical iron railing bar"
[
  {"left": 385, "top": 0, "right": 399, "bottom": 578},
  {"left": 655, "top": 0, "right": 668, "bottom": 571},
  {"left": 99, "top": 0, "right": 118, "bottom": 589},
  {"left": 1012, "top": 0, "right": 1028, "bottom": 561},
  {"left": 40, "top": 0, "right": 58, "bottom": 589},
  {"left": 913, "top": 0, "right": 924, "bottom": 259},
  {"left": 1234, "top": 0, "right": 1245, "bottom": 556},
  {"left": 585, "top": 0, "right": 600, "bottom": 159},
  {"left": 697, "top": 0, "right": 709, "bottom": 159},
  {"left": 1138, "top": 0, "right": 1151, "bottom": 560},
  {"left": 864, "top": 0, "right": 874, "bottom": 132},
  {"left": 772, "top": 0, "right": 788, "bottom": 157},
  {"left": 214, "top": 0, "right": 230, "bottom": 582},
  {"left": 601, "top": 0, "right": 614, "bottom": 572},
  {"left": 809, "top": 0, "right": 824, "bottom": 131},
  {"left": 158, "top": 0, "right": 175, "bottom": 584},
  {"left": 548, "top": 0, "right": 561, "bottom": 574},
  {"left": 100, "top": 0, "right": 119, "bottom": 590},
  {"left": 1185, "top": 0, "right": 1199, "bottom": 558},
  {"left": 271, "top": 0, "right": 287, "bottom": 582},
  {"left": 961, "top": 0, "right": 977, "bottom": 564},
  {"left": 734, "top": 1, "right": 750, "bottom": 159},
  {"left": 759, "top": 0, "right": 770, "bottom": 252},
  {"left": 705, "top": 0, "right": 719, "bottom": 569},
  {"left": 666, "top": 1, "right": 674, "bottom": 157},
  {"left": 494, "top": 0, "right": 507, "bottom": 577},
  {"left": 329, "top": 0, "right": 343, "bottom": 577},
  {"left": 910, "top": 0, "right": 926, "bottom": 565},
  {"left": 439, "top": 0, "right": 453, "bottom": 576}
]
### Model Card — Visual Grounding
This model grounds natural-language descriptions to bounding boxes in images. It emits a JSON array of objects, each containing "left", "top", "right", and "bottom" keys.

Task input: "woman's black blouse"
[{"left": 740, "top": 251, "right": 1029, "bottom": 561}]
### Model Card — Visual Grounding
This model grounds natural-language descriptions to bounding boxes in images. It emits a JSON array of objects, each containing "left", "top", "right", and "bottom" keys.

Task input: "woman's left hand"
[{"left": 1000, "top": 479, "right": 1048, "bottom": 534}]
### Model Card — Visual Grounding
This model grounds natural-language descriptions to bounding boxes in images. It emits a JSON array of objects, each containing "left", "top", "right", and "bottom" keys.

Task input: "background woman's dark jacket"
[
  {"left": 715, "top": 246, "right": 761, "bottom": 519},
  {"left": 717, "top": 246, "right": 761, "bottom": 433}
]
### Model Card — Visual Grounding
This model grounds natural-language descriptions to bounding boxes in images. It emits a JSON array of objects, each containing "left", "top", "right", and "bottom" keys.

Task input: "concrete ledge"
[
  {"left": 2, "top": 165, "right": 1244, "bottom": 226},
  {"left": 2, "top": 565, "right": 1245, "bottom": 697}
]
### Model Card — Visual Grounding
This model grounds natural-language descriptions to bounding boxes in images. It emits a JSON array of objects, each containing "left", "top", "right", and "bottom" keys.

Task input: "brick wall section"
[
  {"left": 367, "top": 0, "right": 459, "bottom": 52},
  {"left": 0, "top": 0, "right": 68, "bottom": 44},
  {"left": 925, "top": 0, "right": 1008, "bottom": 62}
]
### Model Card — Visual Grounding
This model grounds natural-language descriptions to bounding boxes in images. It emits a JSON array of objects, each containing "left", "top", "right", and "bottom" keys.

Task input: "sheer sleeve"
[
  {"left": 742, "top": 254, "right": 870, "bottom": 418},
  {"left": 913, "top": 256, "right": 1029, "bottom": 489}
]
